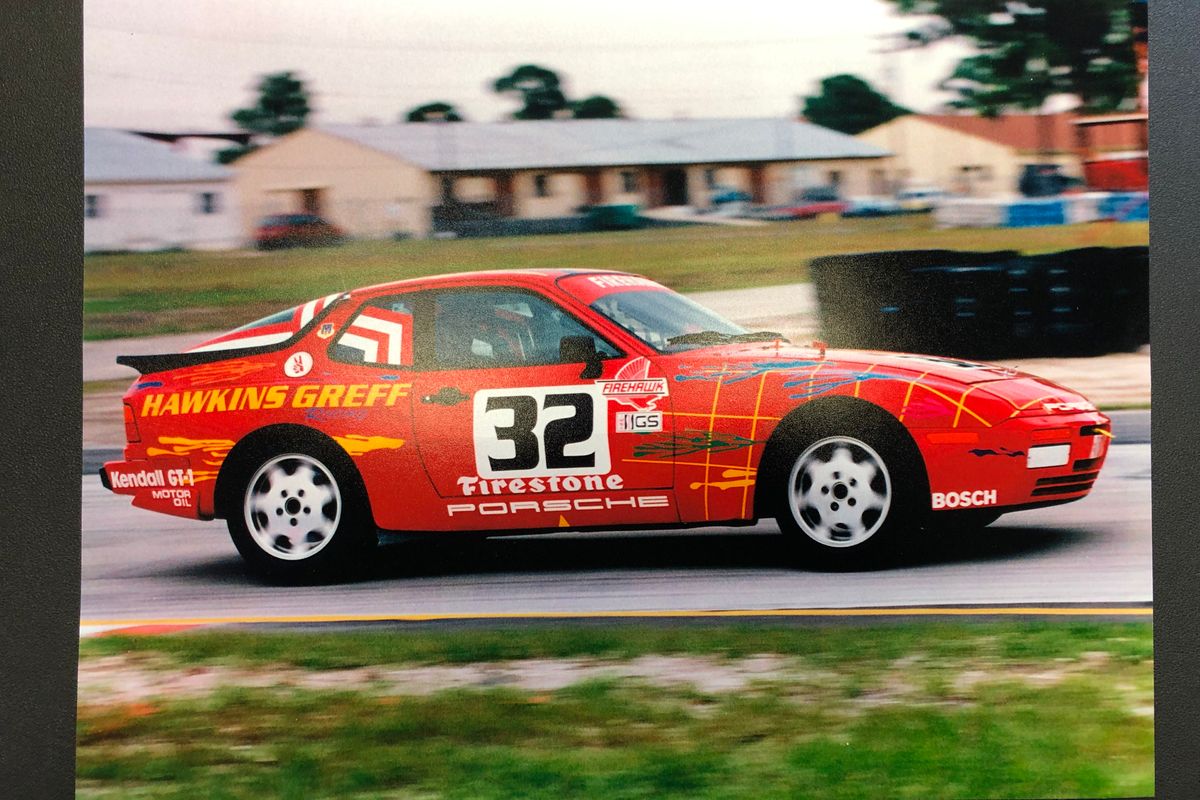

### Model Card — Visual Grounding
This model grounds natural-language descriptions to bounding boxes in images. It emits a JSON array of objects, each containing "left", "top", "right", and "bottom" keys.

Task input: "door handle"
[{"left": 421, "top": 387, "right": 468, "bottom": 406}]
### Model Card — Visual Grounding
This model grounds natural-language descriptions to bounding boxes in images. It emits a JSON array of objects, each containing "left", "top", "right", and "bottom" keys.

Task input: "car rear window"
[{"left": 188, "top": 293, "right": 343, "bottom": 354}]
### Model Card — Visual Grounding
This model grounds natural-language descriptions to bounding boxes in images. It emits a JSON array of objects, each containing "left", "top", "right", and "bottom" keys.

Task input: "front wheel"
[
  {"left": 770, "top": 413, "right": 926, "bottom": 568},
  {"left": 227, "top": 445, "right": 373, "bottom": 581}
]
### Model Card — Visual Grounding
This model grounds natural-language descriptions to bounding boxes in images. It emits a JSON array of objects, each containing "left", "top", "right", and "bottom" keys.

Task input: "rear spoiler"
[{"left": 116, "top": 346, "right": 278, "bottom": 375}]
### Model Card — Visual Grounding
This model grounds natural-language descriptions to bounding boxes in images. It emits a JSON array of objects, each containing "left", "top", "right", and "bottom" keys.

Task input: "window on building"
[
  {"left": 827, "top": 170, "right": 842, "bottom": 188},
  {"left": 704, "top": 168, "right": 719, "bottom": 189},
  {"left": 870, "top": 169, "right": 888, "bottom": 195},
  {"left": 84, "top": 194, "right": 102, "bottom": 219},
  {"left": 533, "top": 174, "right": 551, "bottom": 198},
  {"left": 620, "top": 170, "right": 639, "bottom": 193},
  {"left": 197, "top": 192, "right": 220, "bottom": 215}
]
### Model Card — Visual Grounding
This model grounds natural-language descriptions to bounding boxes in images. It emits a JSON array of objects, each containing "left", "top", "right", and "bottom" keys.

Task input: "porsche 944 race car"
[{"left": 101, "top": 269, "right": 1111, "bottom": 578}]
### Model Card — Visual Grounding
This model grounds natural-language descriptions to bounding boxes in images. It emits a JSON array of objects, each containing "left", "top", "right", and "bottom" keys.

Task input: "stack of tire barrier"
[{"left": 809, "top": 246, "right": 1149, "bottom": 359}]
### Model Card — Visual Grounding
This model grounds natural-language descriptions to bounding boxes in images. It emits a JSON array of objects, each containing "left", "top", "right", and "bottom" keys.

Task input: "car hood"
[{"left": 667, "top": 342, "right": 1097, "bottom": 412}]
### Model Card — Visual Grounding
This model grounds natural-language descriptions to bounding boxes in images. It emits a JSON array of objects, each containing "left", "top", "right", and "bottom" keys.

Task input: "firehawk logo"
[{"left": 596, "top": 357, "right": 668, "bottom": 412}]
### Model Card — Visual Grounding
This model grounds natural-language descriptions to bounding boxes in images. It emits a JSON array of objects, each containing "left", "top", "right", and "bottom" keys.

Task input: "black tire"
[
  {"left": 766, "top": 404, "right": 927, "bottom": 568},
  {"left": 225, "top": 437, "right": 374, "bottom": 582}
]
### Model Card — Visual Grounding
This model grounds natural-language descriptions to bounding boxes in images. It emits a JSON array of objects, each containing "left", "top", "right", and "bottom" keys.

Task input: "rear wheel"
[
  {"left": 227, "top": 443, "right": 373, "bottom": 581},
  {"left": 770, "top": 409, "right": 926, "bottom": 568}
]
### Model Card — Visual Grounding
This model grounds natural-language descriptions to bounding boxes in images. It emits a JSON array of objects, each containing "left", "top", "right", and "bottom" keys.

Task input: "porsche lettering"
[{"left": 447, "top": 495, "right": 670, "bottom": 516}]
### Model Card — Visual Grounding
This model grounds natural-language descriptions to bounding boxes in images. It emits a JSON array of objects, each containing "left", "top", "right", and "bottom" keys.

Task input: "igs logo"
[{"left": 615, "top": 411, "right": 662, "bottom": 433}]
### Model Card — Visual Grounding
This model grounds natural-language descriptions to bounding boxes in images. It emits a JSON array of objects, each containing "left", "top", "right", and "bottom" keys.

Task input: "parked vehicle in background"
[
  {"left": 1017, "top": 166, "right": 1084, "bottom": 199},
  {"left": 773, "top": 185, "right": 847, "bottom": 219},
  {"left": 895, "top": 186, "right": 948, "bottom": 213},
  {"left": 255, "top": 214, "right": 344, "bottom": 250},
  {"left": 841, "top": 196, "right": 903, "bottom": 218}
]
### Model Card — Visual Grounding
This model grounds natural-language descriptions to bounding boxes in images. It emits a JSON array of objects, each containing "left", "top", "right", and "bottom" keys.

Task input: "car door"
[{"left": 408, "top": 286, "right": 679, "bottom": 530}]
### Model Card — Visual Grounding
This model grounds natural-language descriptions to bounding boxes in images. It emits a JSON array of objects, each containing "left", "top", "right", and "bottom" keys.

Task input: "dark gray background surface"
[{"left": 1, "top": 2, "right": 1196, "bottom": 798}]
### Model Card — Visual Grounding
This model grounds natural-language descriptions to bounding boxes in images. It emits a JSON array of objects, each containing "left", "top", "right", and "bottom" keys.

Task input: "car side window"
[
  {"left": 432, "top": 289, "right": 619, "bottom": 370},
  {"left": 329, "top": 297, "right": 415, "bottom": 368}
]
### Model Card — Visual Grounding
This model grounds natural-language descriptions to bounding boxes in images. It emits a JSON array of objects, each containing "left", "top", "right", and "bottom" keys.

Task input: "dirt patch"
[{"left": 78, "top": 653, "right": 804, "bottom": 705}]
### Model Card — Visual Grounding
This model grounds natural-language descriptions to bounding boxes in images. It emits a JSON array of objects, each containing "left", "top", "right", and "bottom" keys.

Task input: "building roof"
[
  {"left": 84, "top": 127, "right": 232, "bottom": 183},
  {"left": 317, "top": 117, "right": 888, "bottom": 172},
  {"left": 917, "top": 113, "right": 1143, "bottom": 153}
]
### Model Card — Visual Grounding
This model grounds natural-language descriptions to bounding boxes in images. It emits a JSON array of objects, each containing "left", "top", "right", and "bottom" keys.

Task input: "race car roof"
[{"left": 353, "top": 268, "right": 641, "bottom": 298}]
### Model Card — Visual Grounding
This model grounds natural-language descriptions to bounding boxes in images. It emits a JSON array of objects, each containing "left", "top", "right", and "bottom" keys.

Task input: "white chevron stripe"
[
  {"left": 338, "top": 332, "right": 379, "bottom": 362},
  {"left": 299, "top": 299, "right": 320, "bottom": 326},
  {"left": 351, "top": 315, "right": 405, "bottom": 364},
  {"left": 191, "top": 332, "right": 292, "bottom": 352}
]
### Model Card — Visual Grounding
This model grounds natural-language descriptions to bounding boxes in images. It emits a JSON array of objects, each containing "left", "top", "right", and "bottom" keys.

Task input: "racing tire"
[
  {"left": 225, "top": 440, "right": 374, "bottom": 582},
  {"left": 767, "top": 407, "right": 926, "bottom": 569}
]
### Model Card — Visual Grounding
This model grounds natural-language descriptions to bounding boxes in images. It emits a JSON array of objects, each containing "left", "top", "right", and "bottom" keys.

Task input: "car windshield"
[{"left": 589, "top": 290, "right": 753, "bottom": 352}]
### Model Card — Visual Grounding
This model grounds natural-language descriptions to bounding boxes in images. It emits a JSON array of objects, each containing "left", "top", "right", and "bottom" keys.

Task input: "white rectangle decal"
[
  {"left": 474, "top": 386, "right": 609, "bottom": 478},
  {"left": 1027, "top": 444, "right": 1071, "bottom": 469},
  {"left": 615, "top": 411, "right": 663, "bottom": 433}
]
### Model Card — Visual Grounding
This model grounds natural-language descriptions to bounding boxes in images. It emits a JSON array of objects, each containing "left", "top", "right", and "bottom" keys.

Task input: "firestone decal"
[
  {"left": 932, "top": 490, "right": 998, "bottom": 509},
  {"left": 457, "top": 473, "right": 624, "bottom": 496}
]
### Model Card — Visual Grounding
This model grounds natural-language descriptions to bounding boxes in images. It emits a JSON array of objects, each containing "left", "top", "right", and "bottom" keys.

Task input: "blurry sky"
[{"left": 84, "top": 0, "right": 975, "bottom": 130}]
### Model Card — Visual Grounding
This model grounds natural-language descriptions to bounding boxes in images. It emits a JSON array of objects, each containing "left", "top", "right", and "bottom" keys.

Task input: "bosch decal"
[{"left": 931, "top": 490, "right": 998, "bottom": 509}]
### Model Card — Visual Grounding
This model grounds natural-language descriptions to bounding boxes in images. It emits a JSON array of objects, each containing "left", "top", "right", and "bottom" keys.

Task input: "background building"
[
  {"left": 858, "top": 113, "right": 1144, "bottom": 197},
  {"left": 84, "top": 128, "right": 242, "bottom": 252},
  {"left": 231, "top": 118, "right": 889, "bottom": 239}
]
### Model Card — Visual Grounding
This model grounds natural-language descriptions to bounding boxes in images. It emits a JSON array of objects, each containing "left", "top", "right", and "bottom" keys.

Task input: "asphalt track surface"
[{"left": 80, "top": 413, "right": 1151, "bottom": 624}]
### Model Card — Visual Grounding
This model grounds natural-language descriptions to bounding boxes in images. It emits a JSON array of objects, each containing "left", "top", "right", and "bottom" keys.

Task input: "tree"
[
  {"left": 802, "top": 75, "right": 909, "bottom": 135},
  {"left": 572, "top": 95, "right": 622, "bottom": 119},
  {"left": 493, "top": 64, "right": 569, "bottom": 120},
  {"left": 884, "top": 0, "right": 1139, "bottom": 115},
  {"left": 217, "top": 71, "right": 311, "bottom": 163},
  {"left": 404, "top": 102, "right": 465, "bottom": 123}
]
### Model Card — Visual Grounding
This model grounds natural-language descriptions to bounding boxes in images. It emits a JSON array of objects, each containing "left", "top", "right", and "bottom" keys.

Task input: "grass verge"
[
  {"left": 78, "top": 622, "right": 1153, "bottom": 799},
  {"left": 83, "top": 218, "right": 1149, "bottom": 340}
]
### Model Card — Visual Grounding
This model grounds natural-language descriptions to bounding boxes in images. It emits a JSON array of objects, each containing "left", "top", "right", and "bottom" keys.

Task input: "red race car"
[{"left": 102, "top": 270, "right": 1111, "bottom": 579}]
